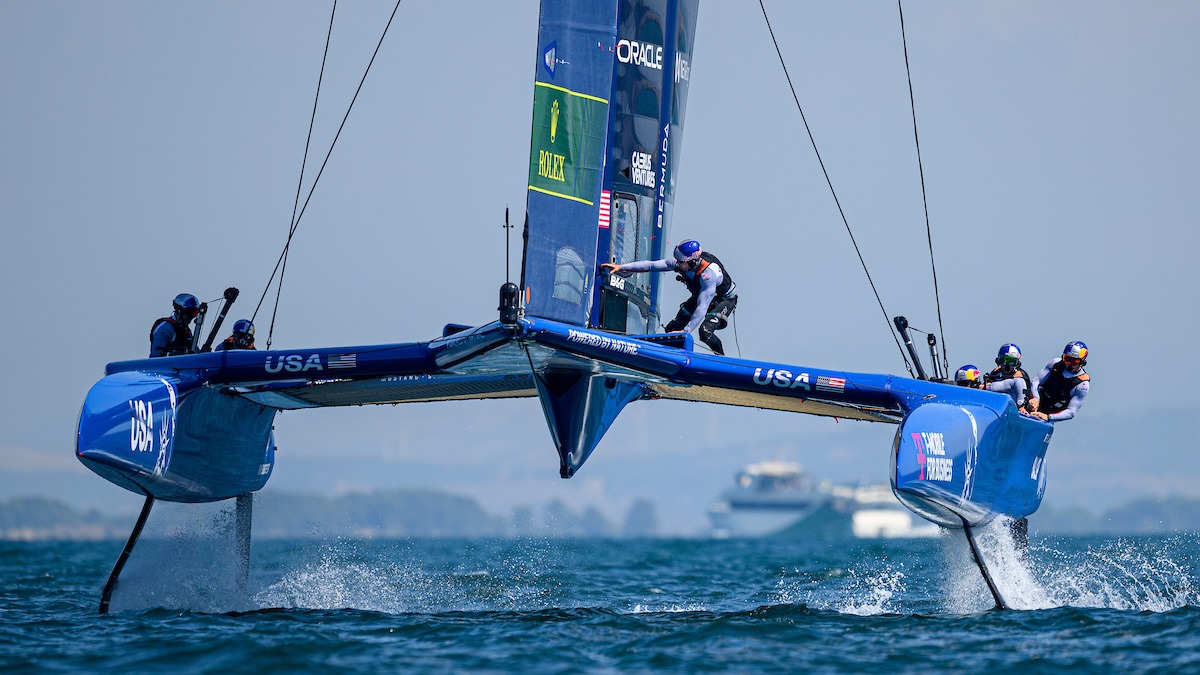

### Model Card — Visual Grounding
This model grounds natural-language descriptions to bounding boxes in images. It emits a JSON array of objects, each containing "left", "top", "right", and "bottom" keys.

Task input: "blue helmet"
[
  {"left": 955, "top": 364, "right": 983, "bottom": 386},
  {"left": 1062, "top": 341, "right": 1088, "bottom": 366},
  {"left": 173, "top": 293, "right": 200, "bottom": 317},
  {"left": 995, "top": 343, "right": 1022, "bottom": 367},
  {"left": 673, "top": 240, "right": 702, "bottom": 263},
  {"left": 232, "top": 319, "right": 254, "bottom": 337}
]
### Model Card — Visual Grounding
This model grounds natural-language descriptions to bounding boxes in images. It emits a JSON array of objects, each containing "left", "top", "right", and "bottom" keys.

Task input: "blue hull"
[
  {"left": 892, "top": 399, "right": 1051, "bottom": 527},
  {"left": 77, "top": 370, "right": 276, "bottom": 503}
]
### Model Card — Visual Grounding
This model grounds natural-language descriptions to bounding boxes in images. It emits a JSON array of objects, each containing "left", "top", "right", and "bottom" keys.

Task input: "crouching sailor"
[
  {"left": 1029, "top": 341, "right": 1091, "bottom": 422},
  {"left": 215, "top": 319, "right": 256, "bottom": 351},
  {"left": 986, "top": 343, "right": 1033, "bottom": 410},
  {"left": 149, "top": 293, "right": 200, "bottom": 357},
  {"left": 601, "top": 239, "right": 738, "bottom": 355}
]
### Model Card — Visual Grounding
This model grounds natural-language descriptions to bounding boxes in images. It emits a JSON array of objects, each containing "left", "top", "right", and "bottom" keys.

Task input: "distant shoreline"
[{"left": 3, "top": 492, "right": 1198, "bottom": 541}]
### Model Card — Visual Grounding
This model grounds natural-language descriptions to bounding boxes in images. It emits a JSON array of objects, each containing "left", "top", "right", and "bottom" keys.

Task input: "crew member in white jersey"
[{"left": 602, "top": 239, "right": 737, "bottom": 355}]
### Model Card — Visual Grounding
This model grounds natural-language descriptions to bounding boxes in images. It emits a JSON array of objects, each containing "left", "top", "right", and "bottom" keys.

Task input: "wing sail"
[{"left": 523, "top": 0, "right": 702, "bottom": 333}]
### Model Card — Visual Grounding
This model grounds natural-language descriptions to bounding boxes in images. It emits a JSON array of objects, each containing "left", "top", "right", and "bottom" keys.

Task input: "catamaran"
[{"left": 77, "top": 0, "right": 1050, "bottom": 613}]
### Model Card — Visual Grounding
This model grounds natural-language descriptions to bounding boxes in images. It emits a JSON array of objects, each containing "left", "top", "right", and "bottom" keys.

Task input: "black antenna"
[
  {"left": 504, "top": 206, "right": 512, "bottom": 284},
  {"left": 518, "top": 212, "right": 529, "bottom": 299}
]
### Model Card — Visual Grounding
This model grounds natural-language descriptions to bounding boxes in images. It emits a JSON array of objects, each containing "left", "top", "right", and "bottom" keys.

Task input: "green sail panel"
[{"left": 527, "top": 82, "right": 609, "bottom": 206}]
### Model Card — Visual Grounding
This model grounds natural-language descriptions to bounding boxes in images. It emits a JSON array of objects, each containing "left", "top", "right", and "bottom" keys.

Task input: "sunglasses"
[
  {"left": 1062, "top": 356, "right": 1082, "bottom": 367},
  {"left": 1000, "top": 356, "right": 1020, "bottom": 367}
]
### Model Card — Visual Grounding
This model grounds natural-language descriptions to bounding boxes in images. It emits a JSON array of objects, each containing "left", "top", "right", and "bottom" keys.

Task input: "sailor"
[
  {"left": 1028, "top": 341, "right": 1091, "bottom": 422},
  {"left": 214, "top": 319, "right": 256, "bottom": 351},
  {"left": 984, "top": 343, "right": 1032, "bottom": 409},
  {"left": 149, "top": 293, "right": 200, "bottom": 357},
  {"left": 601, "top": 239, "right": 737, "bottom": 355},
  {"left": 954, "top": 364, "right": 985, "bottom": 388}
]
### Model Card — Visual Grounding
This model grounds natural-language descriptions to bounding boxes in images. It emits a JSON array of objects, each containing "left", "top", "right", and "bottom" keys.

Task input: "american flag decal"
[
  {"left": 815, "top": 376, "right": 846, "bottom": 393},
  {"left": 328, "top": 353, "right": 357, "bottom": 369},
  {"left": 597, "top": 189, "right": 611, "bottom": 229}
]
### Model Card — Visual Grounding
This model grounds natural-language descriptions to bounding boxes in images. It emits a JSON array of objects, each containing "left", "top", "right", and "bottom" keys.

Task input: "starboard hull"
[{"left": 891, "top": 400, "right": 1051, "bottom": 528}]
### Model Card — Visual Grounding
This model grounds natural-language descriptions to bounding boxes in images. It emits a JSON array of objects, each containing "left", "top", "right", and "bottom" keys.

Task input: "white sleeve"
[
  {"left": 986, "top": 377, "right": 1026, "bottom": 406},
  {"left": 619, "top": 259, "right": 675, "bottom": 274}
]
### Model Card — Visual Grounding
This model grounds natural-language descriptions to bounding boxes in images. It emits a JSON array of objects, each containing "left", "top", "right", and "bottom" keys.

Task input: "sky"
[{"left": 2, "top": 1, "right": 1198, "bottom": 535}]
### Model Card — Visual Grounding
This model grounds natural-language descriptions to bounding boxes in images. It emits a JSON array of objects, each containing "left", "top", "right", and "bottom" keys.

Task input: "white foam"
[
  {"left": 1032, "top": 534, "right": 1198, "bottom": 611},
  {"left": 941, "top": 519, "right": 1198, "bottom": 613},
  {"left": 774, "top": 560, "right": 908, "bottom": 616}
]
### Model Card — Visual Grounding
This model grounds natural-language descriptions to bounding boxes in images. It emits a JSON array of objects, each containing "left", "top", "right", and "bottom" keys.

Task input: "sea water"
[{"left": 2, "top": 520, "right": 1199, "bottom": 672}]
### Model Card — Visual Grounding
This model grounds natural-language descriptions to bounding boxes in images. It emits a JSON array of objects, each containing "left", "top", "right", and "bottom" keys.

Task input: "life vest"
[
  {"left": 678, "top": 252, "right": 735, "bottom": 301},
  {"left": 150, "top": 316, "right": 193, "bottom": 356},
  {"left": 1037, "top": 361, "right": 1089, "bottom": 413},
  {"left": 986, "top": 366, "right": 1033, "bottom": 406}
]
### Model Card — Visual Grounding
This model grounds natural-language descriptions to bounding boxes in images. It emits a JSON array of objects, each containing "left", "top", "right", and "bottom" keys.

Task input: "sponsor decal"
[
  {"left": 567, "top": 328, "right": 640, "bottom": 356},
  {"left": 615, "top": 39, "right": 663, "bottom": 70},
  {"left": 752, "top": 367, "right": 811, "bottom": 390},
  {"left": 597, "top": 189, "right": 611, "bottom": 229},
  {"left": 153, "top": 377, "right": 177, "bottom": 476},
  {"left": 815, "top": 375, "right": 846, "bottom": 393},
  {"left": 381, "top": 374, "right": 433, "bottom": 383},
  {"left": 128, "top": 378, "right": 177, "bottom": 476},
  {"left": 1031, "top": 456, "right": 1042, "bottom": 480},
  {"left": 630, "top": 151, "right": 656, "bottom": 188},
  {"left": 550, "top": 99, "right": 560, "bottom": 143},
  {"left": 541, "top": 41, "right": 570, "bottom": 78},
  {"left": 538, "top": 149, "right": 566, "bottom": 182},
  {"left": 527, "top": 83, "right": 608, "bottom": 206},
  {"left": 960, "top": 409, "right": 979, "bottom": 502},
  {"left": 130, "top": 399, "right": 155, "bottom": 453},
  {"left": 912, "top": 431, "right": 952, "bottom": 482},
  {"left": 328, "top": 353, "right": 357, "bottom": 369},
  {"left": 265, "top": 354, "right": 324, "bottom": 373},
  {"left": 655, "top": 123, "right": 669, "bottom": 228},
  {"left": 675, "top": 52, "right": 690, "bottom": 83}
]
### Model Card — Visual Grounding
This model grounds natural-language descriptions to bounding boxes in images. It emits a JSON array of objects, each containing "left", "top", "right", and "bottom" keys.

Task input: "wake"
[{"left": 943, "top": 517, "right": 1198, "bottom": 613}]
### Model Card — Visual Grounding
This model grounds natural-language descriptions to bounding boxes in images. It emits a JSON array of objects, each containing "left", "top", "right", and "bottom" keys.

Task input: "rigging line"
[
  {"left": 731, "top": 309, "right": 742, "bottom": 359},
  {"left": 897, "top": 0, "right": 949, "bottom": 374},
  {"left": 262, "top": 0, "right": 338, "bottom": 350},
  {"left": 756, "top": 0, "right": 913, "bottom": 378},
  {"left": 251, "top": 0, "right": 406, "bottom": 325}
]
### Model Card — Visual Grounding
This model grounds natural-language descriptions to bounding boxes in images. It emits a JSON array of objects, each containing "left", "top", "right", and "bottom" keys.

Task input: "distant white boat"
[
  {"left": 707, "top": 461, "right": 830, "bottom": 538},
  {"left": 829, "top": 483, "right": 942, "bottom": 539},
  {"left": 707, "top": 462, "right": 941, "bottom": 539}
]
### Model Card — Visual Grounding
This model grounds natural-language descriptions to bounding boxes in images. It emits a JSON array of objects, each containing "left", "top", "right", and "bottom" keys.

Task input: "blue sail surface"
[{"left": 523, "top": 0, "right": 700, "bottom": 333}]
